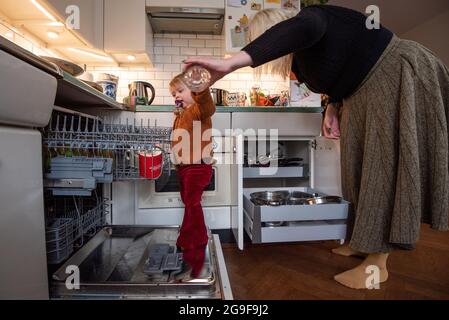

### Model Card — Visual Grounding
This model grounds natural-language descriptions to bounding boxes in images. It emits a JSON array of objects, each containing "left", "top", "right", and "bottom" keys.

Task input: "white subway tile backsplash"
[
  {"left": 163, "top": 97, "right": 175, "bottom": 105},
  {"left": 153, "top": 47, "right": 164, "bottom": 55},
  {"left": 188, "top": 39, "right": 205, "bottom": 47},
  {"left": 171, "top": 39, "right": 189, "bottom": 47},
  {"left": 238, "top": 73, "right": 254, "bottom": 81},
  {"left": 138, "top": 72, "right": 155, "bottom": 80},
  {"left": 163, "top": 64, "right": 181, "bottom": 72},
  {"left": 163, "top": 47, "right": 180, "bottom": 55},
  {"left": 120, "top": 72, "right": 138, "bottom": 80},
  {"left": 163, "top": 80, "right": 171, "bottom": 88},
  {"left": 213, "top": 48, "right": 224, "bottom": 56},
  {"left": 197, "top": 48, "right": 213, "bottom": 56},
  {"left": 180, "top": 34, "right": 197, "bottom": 39},
  {"left": 171, "top": 55, "right": 186, "bottom": 64},
  {"left": 154, "top": 34, "right": 164, "bottom": 38},
  {"left": 180, "top": 47, "right": 196, "bottom": 55},
  {"left": 163, "top": 34, "right": 180, "bottom": 39},
  {"left": 205, "top": 40, "right": 222, "bottom": 48},
  {"left": 155, "top": 72, "right": 173, "bottom": 80},
  {"left": 196, "top": 34, "right": 214, "bottom": 40},
  {"left": 81, "top": 32, "right": 288, "bottom": 106},
  {"left": 154, "top": 38, "right": 172, "bottom": 47},
  {"left": 154, "top": 55, "right": 172, "bottom": 63},
  {"left": 148, "top": 80, "right": 164, "bottom": 88},
  {"left": 152, "top": 97, "right": 165, "bottom": 105}
]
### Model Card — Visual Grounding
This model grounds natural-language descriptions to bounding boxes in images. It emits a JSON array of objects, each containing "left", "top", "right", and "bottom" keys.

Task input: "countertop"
[{"left": 135, "top": 105, "right": 323, "bottom": 113}]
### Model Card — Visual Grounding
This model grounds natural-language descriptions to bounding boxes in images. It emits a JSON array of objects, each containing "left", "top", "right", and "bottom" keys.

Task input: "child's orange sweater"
[{"left": 171, "top": 89, "right": 216, "bottom": 165}]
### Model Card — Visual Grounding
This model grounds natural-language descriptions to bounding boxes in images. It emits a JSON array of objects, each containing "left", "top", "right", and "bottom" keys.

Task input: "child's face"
[{"left": 170, "top": 83, "right": 193, "bottom": 108}]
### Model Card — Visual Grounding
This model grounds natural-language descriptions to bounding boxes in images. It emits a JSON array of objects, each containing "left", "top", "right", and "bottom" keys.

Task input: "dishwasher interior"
[{"left": 41, "top": 108, "right": 231, "bottom": 299}]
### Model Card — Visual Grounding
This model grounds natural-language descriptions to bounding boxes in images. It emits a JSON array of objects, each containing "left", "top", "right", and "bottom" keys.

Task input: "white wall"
[
  {"left": 401, "top": 10, "right": 449, "bottom": 66},
  {"left": 87, "top": 33, "right": 289, "bottom": 105}
]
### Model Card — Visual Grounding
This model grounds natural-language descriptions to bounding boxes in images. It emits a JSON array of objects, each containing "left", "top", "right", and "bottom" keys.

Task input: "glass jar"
[{"left": 182, "top": 65, "right": 211, "bottom": 93}]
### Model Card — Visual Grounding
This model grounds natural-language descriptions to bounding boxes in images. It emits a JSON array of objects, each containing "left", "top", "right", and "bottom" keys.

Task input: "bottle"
[{"left": 182, "top": 65, "right": 211, "bottom": 93}]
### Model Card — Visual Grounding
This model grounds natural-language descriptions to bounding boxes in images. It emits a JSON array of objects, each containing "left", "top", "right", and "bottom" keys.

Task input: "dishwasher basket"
[
  {"left": 42, "top": 112, "right": 173, "bottom": 195},
  {"left": 44, "top": 192, "right": 109, "bottom": 264}
]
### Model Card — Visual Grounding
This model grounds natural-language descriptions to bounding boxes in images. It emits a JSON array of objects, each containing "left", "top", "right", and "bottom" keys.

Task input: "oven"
[{"left": 137, "top": 142, "right": 233, "bottom": 209}]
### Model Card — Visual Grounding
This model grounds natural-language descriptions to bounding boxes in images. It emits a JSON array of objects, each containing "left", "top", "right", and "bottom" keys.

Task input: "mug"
[{"left": 138, "top": 148, "right": 163, "bottom": 179}]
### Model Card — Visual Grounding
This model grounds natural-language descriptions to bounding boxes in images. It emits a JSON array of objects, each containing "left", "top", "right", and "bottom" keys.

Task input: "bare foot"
[
  {"left": 332, "top": 244, "right": 367, "bottom": 258},
  {"left": 334, "top": 253, "right": 389, "bottom": 289}
]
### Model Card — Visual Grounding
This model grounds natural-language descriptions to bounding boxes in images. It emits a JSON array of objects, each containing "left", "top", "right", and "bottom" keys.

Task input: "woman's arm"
[{"left": 183, "top": 51, "right": 253, "bottom": 86}]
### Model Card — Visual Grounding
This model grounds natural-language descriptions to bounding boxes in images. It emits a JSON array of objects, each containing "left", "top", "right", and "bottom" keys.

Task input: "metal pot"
[
  {"left": 250, "top": 191, "right": 289, "bottom": 206},
  {"left": 287, "top": 191, "right": 314, "bottom": 205},
  {"left": 305, "top": 196, "right": 342, "bottom": 205},
  {"left": 210, "top": 88, "right": 229, "bottom": 106}
]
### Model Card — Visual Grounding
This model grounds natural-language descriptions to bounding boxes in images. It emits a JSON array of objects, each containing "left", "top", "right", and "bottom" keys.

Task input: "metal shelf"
[{"left": 55, "top": 71, "right": 126, "bottom": 110}]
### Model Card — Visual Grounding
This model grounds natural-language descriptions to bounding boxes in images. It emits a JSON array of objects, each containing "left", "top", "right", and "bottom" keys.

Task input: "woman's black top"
[{"left": 242, "top": 5, "right": 393, "bottom": 102}]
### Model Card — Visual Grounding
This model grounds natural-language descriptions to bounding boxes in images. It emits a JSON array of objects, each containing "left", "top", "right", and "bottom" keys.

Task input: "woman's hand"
[
  {"left": 322, "top": 103, "right": 341, "bottom": 140},
  {"left": 183, "top": 51, "right": 253, "bottom": 86}
]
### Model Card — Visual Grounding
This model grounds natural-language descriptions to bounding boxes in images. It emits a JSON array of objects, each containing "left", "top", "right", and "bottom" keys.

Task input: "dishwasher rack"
[
  {"left": 44, "top": 190, "right": 109, "bottom": 264},
  {"left": 42, "top": 112, "right": 173, "bottom": 194}
]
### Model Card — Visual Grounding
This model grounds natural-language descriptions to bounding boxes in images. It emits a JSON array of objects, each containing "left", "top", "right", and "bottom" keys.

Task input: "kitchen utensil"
[
  {"left": 41, "top": 56, "right": 84, "bottom": 77},
  {"left": 250, "top": 191, "right": 289, "bottom": 206},
  {"left": 96, "top": 73, "right": 119, "bottom": 100},
  {"left": 77, "top": 71, "right": 94, "bottom": 82},
  {"left": 40, "top": 56, "right": 84, "bottom": 76},
  {"left": 287, "top": 191, "right": 313, "bottom": 205},
  {"left": 127, "top": 81, "right": 156, "bottom": 106},
  {"left": 305, "top": 195, "right": 342, "bottom": 205},
  {"left": 225, "top": 92, "right": 240, "bottom": 106},
  {"left": 210, "top": 88, "right": 229, "bottom": 106},
  {"left": 138, "top": 148, "right": 163, "bottom": 179},
  {"left": 81, "top": 80, "right": 103, "bottom": 93},
  {"left": 182, "top": 65, "right": 211, "bottom": 92}
]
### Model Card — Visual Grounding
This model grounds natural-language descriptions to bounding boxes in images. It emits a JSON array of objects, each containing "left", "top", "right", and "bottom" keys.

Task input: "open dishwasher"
[{"left": 41, "top": 108, "right": 232, "bottom": 300}]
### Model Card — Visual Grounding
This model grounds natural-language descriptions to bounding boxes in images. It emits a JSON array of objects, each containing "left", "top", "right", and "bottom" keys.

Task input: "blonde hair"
[
  {"left": 169, "top": 73, "right": 186, "bottom": 91},
  {"left": 247, "top": 9, "right": 295, "bottom": 79}
]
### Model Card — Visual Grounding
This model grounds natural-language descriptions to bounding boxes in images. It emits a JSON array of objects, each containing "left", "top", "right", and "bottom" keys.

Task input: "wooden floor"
[{"left": 221, "top": 225, "right": 449, "bottom": 300}]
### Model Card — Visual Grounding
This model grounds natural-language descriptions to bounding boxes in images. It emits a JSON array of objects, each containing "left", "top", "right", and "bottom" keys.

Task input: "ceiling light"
[
  {"left": 127, "top": 55, "right": 136, "bottom": 61},
  {"left": 30, "top": 0, "right": 57, "bottom": 22},
  {"left": 67, "top": 48, "right": 114, "bottom": 62},
  {"left": 47, "top": 31, "right": 59, "bottom": 39}
]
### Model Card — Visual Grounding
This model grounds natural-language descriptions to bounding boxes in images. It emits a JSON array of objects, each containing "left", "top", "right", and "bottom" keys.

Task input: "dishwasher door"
[{"left": 50, "top": 226, "right": 232, "bottom": 299}]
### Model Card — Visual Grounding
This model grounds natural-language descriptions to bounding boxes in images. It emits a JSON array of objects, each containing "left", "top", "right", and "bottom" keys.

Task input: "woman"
[{"left": 184, "top": 5, "right": 449, "bottom": 289}]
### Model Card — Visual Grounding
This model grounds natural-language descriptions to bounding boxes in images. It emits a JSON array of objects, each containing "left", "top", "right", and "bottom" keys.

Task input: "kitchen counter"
[{"left": 136, "top": 105, "right": 323, "bottom": 113}]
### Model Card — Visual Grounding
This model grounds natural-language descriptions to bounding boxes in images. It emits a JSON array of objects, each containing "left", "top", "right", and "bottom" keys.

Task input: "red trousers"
[{"left": 176, "top": 164, "right": 213, "bottom": 277}]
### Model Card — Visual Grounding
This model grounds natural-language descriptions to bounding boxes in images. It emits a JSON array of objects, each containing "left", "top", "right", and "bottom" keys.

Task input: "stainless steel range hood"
[{"left": 146, "top": 6, "right": 224, "bottom": 35}]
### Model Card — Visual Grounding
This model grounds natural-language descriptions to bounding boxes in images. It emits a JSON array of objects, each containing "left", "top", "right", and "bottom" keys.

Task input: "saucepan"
[
  {"left": 210, "top": 88, "right": 229, "bottom": 106},
  {"left": 250, "top": 191, "right": 290, "bottom": 206},
  {"left": 287, "top": 191, "right": 314, "bottom": 205},
  {"left": 305, "top": 196, "right": 342, "bottom": 205}
]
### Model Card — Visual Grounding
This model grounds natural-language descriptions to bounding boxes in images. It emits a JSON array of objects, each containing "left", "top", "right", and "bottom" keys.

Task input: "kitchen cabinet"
[
  {"left": 104, "top": 0, "right": 153, "bottom": 65},
  {"left": 225, "top": 0, "right": 301, "bottom": 52},
  {"left": 230, "top": 112, "right": 346, "bottom": 249},
  {"left": 46, "top": 0, "right": 104, "bottom": 49}
]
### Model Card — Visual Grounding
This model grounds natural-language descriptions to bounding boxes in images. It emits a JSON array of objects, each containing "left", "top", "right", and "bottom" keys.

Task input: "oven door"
[{"left": 138, "top": 156, "right": 231, "bottom": 208}]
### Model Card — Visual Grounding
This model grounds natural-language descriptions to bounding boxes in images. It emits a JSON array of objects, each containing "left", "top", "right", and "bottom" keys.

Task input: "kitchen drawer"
[
  {"left": 243, "top": 188, "right": 349, "bottom": 222},
  {"left": 258, "top": 221, "right": 347, "bottom": 244},
  {"left": 243, "top": 187, "right": 348, "bottom": 244},
  {"left": 232, "top": 113, "right": 322, "bottom": 137}
]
